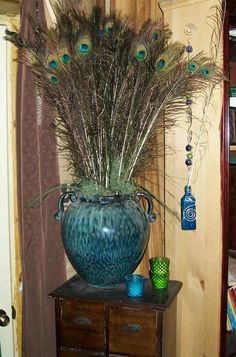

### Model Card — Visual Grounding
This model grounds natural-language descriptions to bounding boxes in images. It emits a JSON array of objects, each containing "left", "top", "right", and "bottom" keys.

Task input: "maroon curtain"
[{"left": 16, "top": 1, "right": 66, "bottom": 356}]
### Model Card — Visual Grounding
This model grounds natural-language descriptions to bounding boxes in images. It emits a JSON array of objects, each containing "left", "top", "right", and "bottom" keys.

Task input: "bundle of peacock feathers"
[{"left": 5, "top": 1, "right": 224, "bottom": 196}]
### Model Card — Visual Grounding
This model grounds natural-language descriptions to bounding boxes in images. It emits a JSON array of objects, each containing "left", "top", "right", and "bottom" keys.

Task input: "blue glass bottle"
[{"left": 181, "top": 185, "right": 196, "bottom": 230}]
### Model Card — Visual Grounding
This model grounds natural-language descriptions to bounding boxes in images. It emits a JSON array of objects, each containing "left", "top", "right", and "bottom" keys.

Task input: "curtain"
[{"left": 16, "top": 1, "right": 66, "bottom": 356}]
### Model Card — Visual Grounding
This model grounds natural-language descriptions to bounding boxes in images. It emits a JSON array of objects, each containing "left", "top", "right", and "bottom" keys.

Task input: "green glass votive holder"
[
  {"left": 150, "top": 271, "right": 169, "bottom": 289},
  {"left": 149, "top": 256, "right": 170, "bottom": 276}
]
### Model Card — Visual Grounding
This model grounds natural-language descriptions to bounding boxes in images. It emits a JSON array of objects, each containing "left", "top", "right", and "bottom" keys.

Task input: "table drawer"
[
  {"left": 107, "top": 306, "right": 162, "bottom": 357},
  {"left": 59, "top": 300, "right": 105, "bottom": 351},
  {"left": 59, "top": 349, "right": 104, "bottom": 357}
]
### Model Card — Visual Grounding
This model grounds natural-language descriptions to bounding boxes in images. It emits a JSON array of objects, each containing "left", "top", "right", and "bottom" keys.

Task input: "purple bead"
[
  {"left": 185, "top": 159, "right": 192, "bottom": 166},
  {"left": 186, "top": 144, "right": 193, "bottom": 152},
  {"left": 186, "top": 98, "right": 193, "bottom": 105},
  {"left": 186, "top": 45, "right": 193, "bottom": 53}
]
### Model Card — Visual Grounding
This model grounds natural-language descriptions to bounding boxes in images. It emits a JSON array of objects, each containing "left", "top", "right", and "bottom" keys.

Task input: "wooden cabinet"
[{"left": 50, "top": 275, "right": 182, "bottom": 357}]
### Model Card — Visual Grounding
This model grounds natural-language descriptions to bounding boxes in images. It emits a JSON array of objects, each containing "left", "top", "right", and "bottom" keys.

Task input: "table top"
[{"left": 50, "top": 275, "right": 182, "bottom": 311}]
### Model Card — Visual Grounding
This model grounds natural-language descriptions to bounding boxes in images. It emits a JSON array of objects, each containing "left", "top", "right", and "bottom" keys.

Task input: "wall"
[{"left": 160, "top": 0, "right": 223, "bottom": 356}]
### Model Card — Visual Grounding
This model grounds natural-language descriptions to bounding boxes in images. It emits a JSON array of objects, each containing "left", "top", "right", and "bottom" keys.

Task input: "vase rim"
[{"left": 78, "top": 192, "right": 137, "bottom": 204}]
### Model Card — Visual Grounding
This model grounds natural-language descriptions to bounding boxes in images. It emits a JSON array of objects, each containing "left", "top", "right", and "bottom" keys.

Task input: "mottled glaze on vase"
[{"left": 57, "top": 193, "right": 155, "bottom": 288}]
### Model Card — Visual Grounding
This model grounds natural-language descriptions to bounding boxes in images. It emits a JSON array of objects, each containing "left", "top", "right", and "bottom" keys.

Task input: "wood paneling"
[
  {"left": 96, "top": 0, "right": 106, "bottom": 10},
  {"left": 160, "top": 0, "right": 223, "bottom": 356},
  {"left": 110, "top": 0, "right": 136, "bottom": 17},
  {"left": 111, "top": 0, "right": 160, "bottom": 22},
  {"left": 0, "top": 0, "right": 20, "bottom": 14}
]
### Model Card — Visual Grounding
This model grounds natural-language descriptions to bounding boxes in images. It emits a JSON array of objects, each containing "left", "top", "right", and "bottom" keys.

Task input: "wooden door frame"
[
  {"left": 221, "top": 1, "right": 235, "bottom": 356},
  {"left": 0, "top": 23, "right": 16, "bottom": 357}
]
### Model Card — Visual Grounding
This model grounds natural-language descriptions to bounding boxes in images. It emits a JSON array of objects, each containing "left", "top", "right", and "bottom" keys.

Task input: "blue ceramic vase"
[{"left": 55, "top": 192, "right": 155, "bottom": 288}]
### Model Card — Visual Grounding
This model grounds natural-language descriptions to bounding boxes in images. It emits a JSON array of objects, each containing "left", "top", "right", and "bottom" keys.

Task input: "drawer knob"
[
  {"left": 122, "top": 323, "right": 142, "bottom": 333},
  {"left": 73, "top": 317, "right": 92, "bottom": 326}
]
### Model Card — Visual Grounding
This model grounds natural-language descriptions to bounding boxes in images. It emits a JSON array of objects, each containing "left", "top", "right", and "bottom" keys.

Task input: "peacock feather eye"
[
  {"left": 75, "top": 36, "right": 92, "bottom": 57},
  {"left": 81, "top": 44, "right": 89, "bottom": 52},
  {"left": 188, "top": 62, "right": 198, "bottom": 72},
  {"left": 98, "top": 30, "right": 104, "bottom": 38},
  {"left": 88, "top": 54, "right": 96, "bottom": 63},
  {"left": 50, "top": 75, "right": 59, "bottom": 84},
  {"left": 105, "top": 21, "right": 114, "bottom": 34},
  {"left": 18, "top": 36, "right": 26, "bottom": 47},
  {"left": 152, "top": 31, "right": 160, "bottom": 41},
  {"left": 47, "top": 74, "right": 59, "bottom": 84},
  {"left": 201, "top": 68, "right": 210, "bottom": 77},
  {"left": 137, "top": 50, "right": 146, "bottom": 60},
  {"left": 128, "top": 54, "right": 134, "bottom": 62},
  {"left": 155, "top": 43, "right": 185, "bottom": 75},
  {"left": 135, "top": 44, "right": 147, "bottom": 61},
  {"left": 60, "top": 53, "right": 71, "bottom": 65},
  {"left": 155, "top": 54, "right": 169, "bottom": 72},
  {"left": 47, "top": 58, "right": 59, "bottom": 70},
  {"left": 157, "top": 59, "right": 166, "bottom": 69}
]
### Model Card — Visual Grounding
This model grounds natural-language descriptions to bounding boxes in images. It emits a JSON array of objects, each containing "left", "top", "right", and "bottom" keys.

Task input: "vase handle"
[
  {"left": 137, "top": 192, "right": 156, "bottom": 222},
  {"left": 55, "top": 191, "right": 78, "bottom": 221}
]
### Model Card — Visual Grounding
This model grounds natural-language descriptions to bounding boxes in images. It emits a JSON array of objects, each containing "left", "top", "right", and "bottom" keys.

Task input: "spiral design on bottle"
[
  {"left": 183, "top": 205, "right": 196, "bottom": 221},
  {"left": 184, "top": 23, "right": 197, "bottom": 36}
]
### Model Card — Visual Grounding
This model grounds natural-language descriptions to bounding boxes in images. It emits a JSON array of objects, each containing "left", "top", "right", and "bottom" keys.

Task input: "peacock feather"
[
  {"left": 155, "top": 41, "right": 185, "bottom": 76},
  {"left": 5, "top": 1, "right": 225, "bottom": 196}
]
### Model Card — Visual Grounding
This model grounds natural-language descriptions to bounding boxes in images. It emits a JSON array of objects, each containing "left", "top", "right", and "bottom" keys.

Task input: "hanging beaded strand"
[
  {"left": 180, "top": 26, "right": 197, "bottom": 231},
  {"left": 184, "top": 23, "right": 197, "bottom": 182},
  {"left": 185, "top": 39, "right": 194, "bottom": 178}
]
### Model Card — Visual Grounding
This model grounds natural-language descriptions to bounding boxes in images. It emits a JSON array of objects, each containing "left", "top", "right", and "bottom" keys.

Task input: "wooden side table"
[{"left": 50, "top": 275, "right": 182, "bottom": 357}]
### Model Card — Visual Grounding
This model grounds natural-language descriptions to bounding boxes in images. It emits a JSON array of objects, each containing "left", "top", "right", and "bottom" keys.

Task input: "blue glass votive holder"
[{"left": 125, "top": 274, "right": 145, "bottom": 297}]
